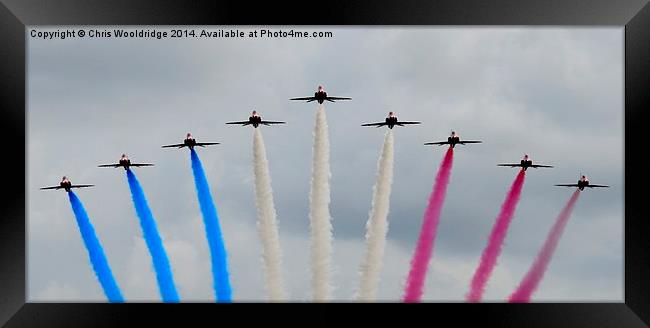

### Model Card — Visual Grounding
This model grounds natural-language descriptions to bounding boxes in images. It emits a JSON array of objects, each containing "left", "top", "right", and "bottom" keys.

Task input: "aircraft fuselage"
[
  {"left": 448, "top": 136, "right": 461, "bottom": 148},
  {"left": 249, "top": 116, "right": 262, "bottom": 128},
  {"left": 520, "top": 159, "right": 533, "bottom": 171},
  {"left": 184, "top": 138, "right": 197, "bottom": 149},
  {"left": 385, "top": 116, "right": 398, "bottom": 129},
  {"left": 577, "top": 180, "right": 590, "bottom": 190},
  {"left": 315, "top": 91, "right": 327, "bottom": 104},
  {"left": 119, "top": 158, "right": 131, "bottom": 170},
  {"left": 60, "top": 181, "right": 72, "bottom": 192}
]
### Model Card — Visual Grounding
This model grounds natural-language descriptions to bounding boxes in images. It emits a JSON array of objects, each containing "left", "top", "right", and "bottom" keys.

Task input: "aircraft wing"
[
  {"left": 361, "top": 122, "right": 387, "bottom": 127},
  {"left": 555, "top": 184, "right": 580, "bottom": 187},
  {"left": 531, "top": 164, "right": 554, "bottom": 168},
  {"left": 397, "top": 121, "right": 421, "bottom": 125},
  {"left": 587, "top": 184, "right": 610, "bottom": 188},
  {"left": 459, "top": 140, "right": 482, "bottom": 145},
  {"left": 98, "top": 164, "right": 121, "bottom": 168},
  {"left": 130, "top": 163, "right": 154, "bottom": 167},
  {"left": 260, "top": 121, "right": 286, "bottom": 125},
  {"left": 195, "top": 142, "right": 221, "bottom": 147},
  {"left": 497, "top": 163, "right": 522, "bottom": 167},
  {"left": 424, "top": 141, "right": 449, "bottom": 146},
  {"left": 70, "top": 184, "right": 95, "bottom": 189},
  {"left": 161, "top": 143, "right": 185, "bottom": 148},
  {"left": 290, "top": 97, "right": 317, "bottom": 102},
  {"left": 40, "top": 186, "right": 62, "bottom": 190},
  {"left": 326, "top": 96, "right": 351, "bottom": 100},
  {"left": 226, "top": 121, "right": 251, "bottom": 125}
]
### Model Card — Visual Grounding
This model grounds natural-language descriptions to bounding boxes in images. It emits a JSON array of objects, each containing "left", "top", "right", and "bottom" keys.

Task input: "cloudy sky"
[{"left": 27, "top": 27, "right": 623, "bottom": 302}]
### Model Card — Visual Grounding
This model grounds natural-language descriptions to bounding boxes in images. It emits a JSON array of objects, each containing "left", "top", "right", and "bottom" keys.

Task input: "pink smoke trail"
[
  {"left": 509, "top": 189, "right": 581, "bottom": 302},
  {"left": 403, "top": 147, "right": 454, "bottom": 302},
  {"left": 466, "top": 169, "right": 527, "bottom": 302}
]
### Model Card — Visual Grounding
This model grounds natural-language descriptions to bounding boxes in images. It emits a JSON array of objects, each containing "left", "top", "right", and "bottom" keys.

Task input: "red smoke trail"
[
  {"left": 403, "top": 147, "right": 454, "bottom": 302},
  {"left": 509, "top": 189, "right": 581, "bottom": 302},
  {"left": 466, "top": 169, "right": 526, "bottom": 302}
]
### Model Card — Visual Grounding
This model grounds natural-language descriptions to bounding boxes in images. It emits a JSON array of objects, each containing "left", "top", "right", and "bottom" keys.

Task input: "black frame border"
[{"left": 1, "top": 0, "right": 649, "bottom": 326}]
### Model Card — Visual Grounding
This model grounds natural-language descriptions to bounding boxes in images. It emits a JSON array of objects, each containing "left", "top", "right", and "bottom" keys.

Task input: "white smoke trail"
[
  {"left": 355, "top": 130, "right": 394, "bottom": 301},
  {"left": 252, "top": 128, "right": 287, "bottom": 301},
  {"left": 309, "top": 105, "right": 333, "bottom": 301}
]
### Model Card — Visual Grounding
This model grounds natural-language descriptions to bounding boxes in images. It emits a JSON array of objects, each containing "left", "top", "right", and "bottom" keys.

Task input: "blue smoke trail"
[
  {"left": 126, "top": 170, "right": 180, "bottom": 302},
  {"left": 190, "top": 148, "right": 232, "bottom": 302},
  {"left": 68, "top": 192, "right": 124, "bottom": 302}
]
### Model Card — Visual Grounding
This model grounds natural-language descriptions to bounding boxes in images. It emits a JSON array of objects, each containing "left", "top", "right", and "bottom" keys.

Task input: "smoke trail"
[
  {"left": 356, "top": 130, "right": 395, "bottom": 301},
  {"left": 126, "top": 170, "right": 179, "bottom": 302},
  {"left": 190, "top": 149, "right": 232, "bottom": 302},
  {"left": 68, "top": 192, "right": 124, "bottom": 302},
  {"left": 252, "top": 129, "right": 287, "bottom": 301},
  {"left": 403, "top": 147, "right": 455, "bottom": 302},
  {"left": 309, "top": 105, "right": 333, "bottom": 301},
  {"left": 509, "top": 189, "right": 581, "bottom": 302},
  {"left": 466, "top": 169, "right": 526, "bottom": 302}
]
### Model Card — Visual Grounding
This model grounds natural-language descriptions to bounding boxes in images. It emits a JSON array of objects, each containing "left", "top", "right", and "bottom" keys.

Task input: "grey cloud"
[{"left": 28, "top": 27, "right": 622, "bottom": 301}]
